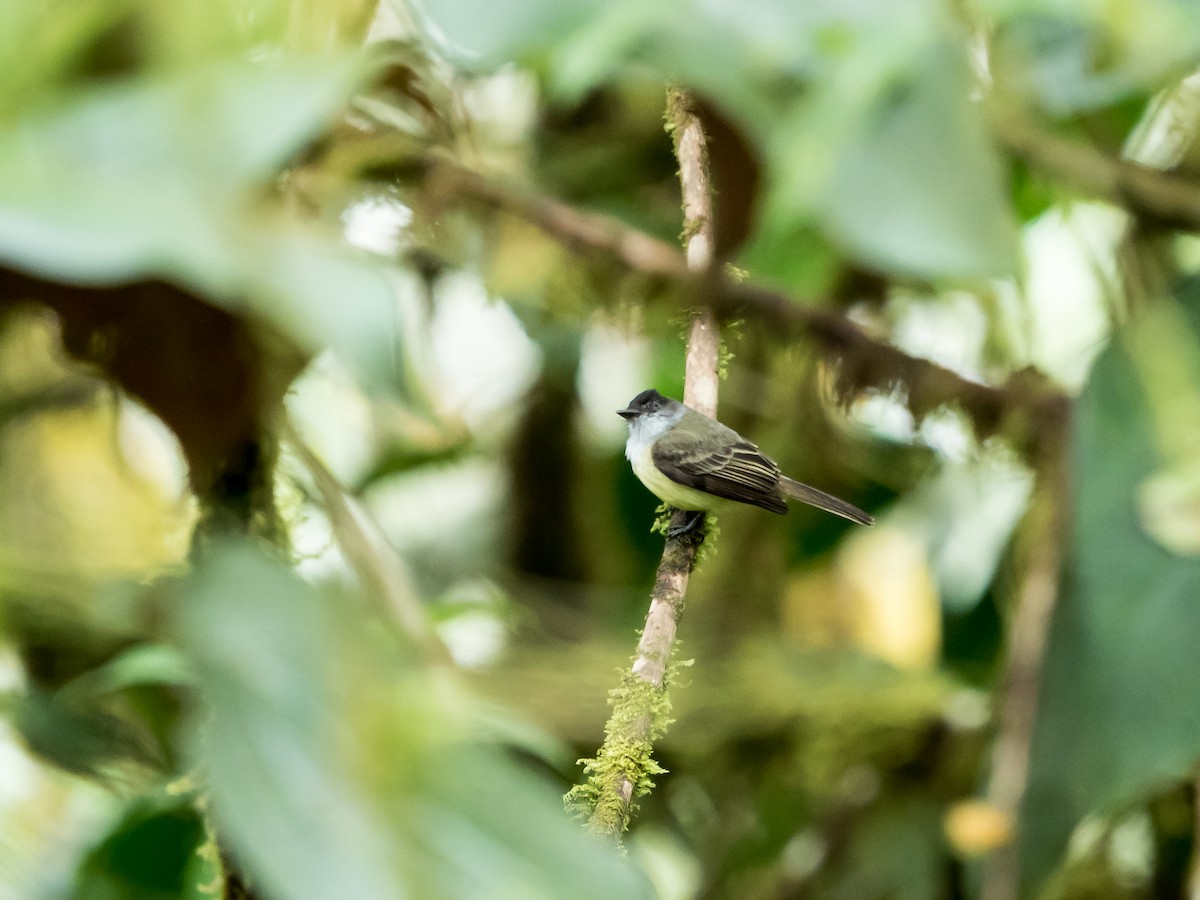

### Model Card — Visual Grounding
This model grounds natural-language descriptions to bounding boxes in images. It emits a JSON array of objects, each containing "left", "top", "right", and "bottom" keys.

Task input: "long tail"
[{"left": 780, "top": 477, "right": 874, "bottom": 526}]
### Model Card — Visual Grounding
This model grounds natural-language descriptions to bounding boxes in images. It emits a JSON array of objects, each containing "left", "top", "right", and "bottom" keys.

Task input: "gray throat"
[{"left": 624, "top": 406, "right": 685, "bottom": 462}]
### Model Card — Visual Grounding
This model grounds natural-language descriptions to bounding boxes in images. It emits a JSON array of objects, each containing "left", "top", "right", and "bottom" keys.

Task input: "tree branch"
[
  {"left": 567, "top": 88, "right": 719, "bottom": 840},
  {"left": 406, "top": 153, "right": 1065, "bottom": 445},
  {"left": 993, "top": 111, "right": 1200, "bottom": 231}
]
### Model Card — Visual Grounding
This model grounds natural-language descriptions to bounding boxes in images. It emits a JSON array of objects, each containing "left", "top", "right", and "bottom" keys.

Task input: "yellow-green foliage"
[
  {"left": 717, "top": 318, "right": 743, "bottom": 381},
  {"left": 650, "top": 502, "right": 673, "bottom": 537}
]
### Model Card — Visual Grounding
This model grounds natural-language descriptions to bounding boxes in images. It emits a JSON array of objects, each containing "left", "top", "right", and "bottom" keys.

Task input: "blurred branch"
[
  {"left": 284, "top": 421, "right": 452, "bottom": 665},
  {"left": 309, "top": 124, "right": 1069, "bottom": 440},
  {"left": 993, "top": 112, "right": 1200, "bottom": 231},
  {"left": 398, "top": 152, "right": 1066, "bottom": 444},
  {"left": 981, "top": 411, "right": 1071, "bottom": 900},
  {"left": 567, "top": 89, "right": 719, "bottom": 840},
  {"left": 414, "top": 150, "right": 687, "bottom": 276}
]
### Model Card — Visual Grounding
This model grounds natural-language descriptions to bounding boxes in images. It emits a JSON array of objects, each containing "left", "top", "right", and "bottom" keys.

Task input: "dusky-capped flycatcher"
[{"left": 618, "top": 389, "right": 874, "bottom": 537}]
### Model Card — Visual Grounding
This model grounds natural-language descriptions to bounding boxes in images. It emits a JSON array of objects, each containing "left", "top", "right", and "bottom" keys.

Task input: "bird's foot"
[{"left": 666, "top": 509, "right": 706, "bottom": 540}]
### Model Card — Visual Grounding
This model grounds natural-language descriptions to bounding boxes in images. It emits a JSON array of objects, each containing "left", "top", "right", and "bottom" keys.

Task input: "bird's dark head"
[{"left": 617, "top": 389, "right": 669, "bottom": 420}]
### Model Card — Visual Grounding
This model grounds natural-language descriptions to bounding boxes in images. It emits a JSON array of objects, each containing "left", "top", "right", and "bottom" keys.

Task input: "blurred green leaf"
[
  {"left": 545, "top": 2, "right": 771, "bottom": 122},
  {"left": 469, "top": 699, "right": 575, "bottom": 770},
  {"left": 178, "top": 544, "right": 406, "bottom": 900},
  {"left": 0, "top": 58, "right": 404, "bottom": 389},
  {"left": 74, "top": 793, "right": 212, "bottom": 900},
  {"left": 352, "top": 430, "right": 474, "bottom": 493},
  {"left": 12, "top": 686, "right": 160, "bottom": 778},
  {"left": 417, "top": 0, "right": 1014, "bottom": 282},
  {"left": 1138, "top": 459, "right": 1200, "bottom": 555},
  {"left": 736, "top": 222, "right": 841, "bottom": 298},
  {"left": 413, "top": 0, "right": 944, "bottom": 146},
  {"left": 0, "top": 60, "right": 361, "bottom": 256},
  {"left": 177, "top": 543, "right": 650, "bottom": 900},
  {"left": 817, "top": 44, "right": 1019, "bottom": 279},
  {"left": 1021, "top": 314, "right": 1200, "bottom": 888},
  {"left": 1010, "top": 158, "right": 1060, "bottom": 223},
  {"left": 986, "top": 3, "right": 1200, "bottom": 115},
  {"left": 671, "top": 647, "right": 952, "bottom": 794},
  {"left": 0, "top": 0, "right": 125, "bottom": 117},
  {"left": 0, "top": 0, "right": 366, "bottom": 116},
  {"left": 413, "top": 0, "right": 779, "bottom": 135},
  {"left": 410, "top": 0, "right": 601, "bottom": 69},
  {"left": 807, "top": 795, "right": 945, "bottom": 900},
  {"left": 64, "top": 643, "right": 196, "bottom": 697}
]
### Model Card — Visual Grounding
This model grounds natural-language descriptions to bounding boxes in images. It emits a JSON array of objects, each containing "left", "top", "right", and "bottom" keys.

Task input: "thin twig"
[
  {"left": 575, "top": 88, "right": 720, "bottom": 840},
  {"left": 284, "top": 420, "right": 452, "bottom": 665},
  {"left": 981, "top": 411, "right": 1070, "bottom": 900}
]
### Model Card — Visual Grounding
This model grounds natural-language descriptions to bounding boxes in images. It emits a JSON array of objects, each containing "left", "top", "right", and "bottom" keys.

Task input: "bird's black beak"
[{"left": 617, "top": 408, "right": 638, "bottom": 420}]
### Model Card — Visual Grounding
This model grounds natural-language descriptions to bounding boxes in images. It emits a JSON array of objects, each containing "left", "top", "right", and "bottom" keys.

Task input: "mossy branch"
[
  {"left": 565, "top": 87, "right": 720, "bottom": 842},
  {"left": 565, "top": 652, "right": 693, "bottom": 833}
]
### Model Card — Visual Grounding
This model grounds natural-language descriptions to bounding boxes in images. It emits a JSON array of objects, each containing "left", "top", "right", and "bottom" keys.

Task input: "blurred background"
[{"left": 3, "top": 0, "right": 1200, "bottom": 898}]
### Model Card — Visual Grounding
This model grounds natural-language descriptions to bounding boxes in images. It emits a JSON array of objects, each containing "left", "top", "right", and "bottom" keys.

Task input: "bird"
[{"left": 617, "top": 389, "right": 874, "bottom": 537}]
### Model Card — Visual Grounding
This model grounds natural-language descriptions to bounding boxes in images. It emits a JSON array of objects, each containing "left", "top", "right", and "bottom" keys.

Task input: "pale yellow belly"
[{"left": 630, "top": 443, "right": 719, "bottom": 511}]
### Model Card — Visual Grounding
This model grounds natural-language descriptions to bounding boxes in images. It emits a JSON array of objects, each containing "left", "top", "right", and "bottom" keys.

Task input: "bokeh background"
[{"left": 3, "top": 0, "right": 1200, "bottom": 898}]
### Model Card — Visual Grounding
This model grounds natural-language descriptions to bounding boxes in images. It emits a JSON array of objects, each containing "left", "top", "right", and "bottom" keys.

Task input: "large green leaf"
[
  {"left": 816, "top": 44, "right": 1019, "bottom": 279},
  {"left": 177, "top": 543, "right": 649, "bottom": 900},
  {"left": 0, "top": 58, "right": 403, "bottom": 389},
  {"left": 1020, "top": 308, "right": 1200, "bottom": 888}
]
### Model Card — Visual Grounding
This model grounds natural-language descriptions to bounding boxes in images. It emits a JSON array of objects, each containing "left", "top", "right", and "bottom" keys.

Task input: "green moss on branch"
[{"left": 564, "top": 652, "right": 693, "bottom": 838}]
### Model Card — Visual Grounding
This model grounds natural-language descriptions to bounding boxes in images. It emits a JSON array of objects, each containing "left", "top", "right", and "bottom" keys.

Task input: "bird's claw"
[{"left": 666, "top": 510, "right": 705, "bottom": 540}]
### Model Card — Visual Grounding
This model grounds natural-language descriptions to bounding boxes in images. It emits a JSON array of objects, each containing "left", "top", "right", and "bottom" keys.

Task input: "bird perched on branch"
[{"left": 618, "top": 389, "right": 874, "bottom": 537}]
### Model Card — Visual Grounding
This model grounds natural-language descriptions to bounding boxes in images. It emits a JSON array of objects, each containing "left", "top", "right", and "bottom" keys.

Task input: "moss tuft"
[{"left": 564, "top": 645, "right": 693, "bottom": 838}]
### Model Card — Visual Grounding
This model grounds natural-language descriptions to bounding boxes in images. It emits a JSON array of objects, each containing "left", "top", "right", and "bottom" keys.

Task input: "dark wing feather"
[{"left": 652, "top": 420, "right": 788, "bottom": 514}]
